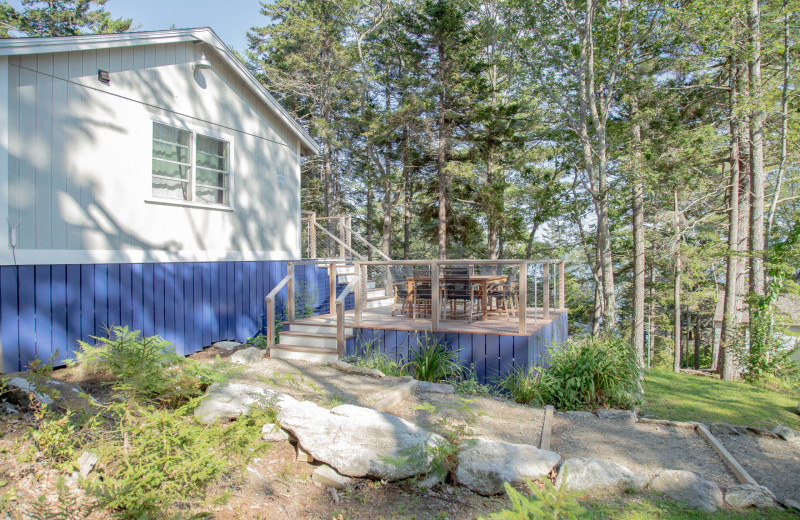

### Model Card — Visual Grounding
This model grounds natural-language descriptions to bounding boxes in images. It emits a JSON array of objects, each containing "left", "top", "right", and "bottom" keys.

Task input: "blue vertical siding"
[{"left": 0, "top": 260, "right": 309, "bottom": 373}]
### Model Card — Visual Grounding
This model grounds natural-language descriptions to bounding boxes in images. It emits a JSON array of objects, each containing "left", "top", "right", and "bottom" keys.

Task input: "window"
[{"left": 151, "top": 122, "right": 230, "bottom": 206}]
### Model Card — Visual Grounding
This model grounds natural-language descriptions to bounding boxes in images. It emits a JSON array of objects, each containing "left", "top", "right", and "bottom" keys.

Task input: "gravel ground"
[
  {"left": 390, "top": 392, "right": 545, "bottom": 446},
  {"left": 550, "top": 413, "right": 737, "bottom": 487},
  {"left": 719, "top": 434, "right": 800, "bottom": 504}
]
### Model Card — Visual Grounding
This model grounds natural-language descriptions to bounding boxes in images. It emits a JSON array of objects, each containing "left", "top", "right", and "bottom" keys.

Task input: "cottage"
[{"left": 0, "top": 28, "right": 317, "bottom": 372}]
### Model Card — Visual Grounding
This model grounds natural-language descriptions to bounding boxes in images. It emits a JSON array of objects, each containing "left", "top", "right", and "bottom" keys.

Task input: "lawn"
[
  {"left": 583, "top": 493, "right": 800, "bottom": 519},
  {"left": 641, "top": 369, "right": 800, "bottom": 429}
]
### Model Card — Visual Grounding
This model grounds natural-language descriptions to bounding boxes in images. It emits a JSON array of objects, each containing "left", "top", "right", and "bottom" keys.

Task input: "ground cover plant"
[{"left": 642, "top": 369, "right": 800, "bottom": 428}]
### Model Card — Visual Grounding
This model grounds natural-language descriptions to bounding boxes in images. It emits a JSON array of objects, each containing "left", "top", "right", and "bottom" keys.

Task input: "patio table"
[{"left": 406, "top": 274, "right": 506, "bottom": 321}]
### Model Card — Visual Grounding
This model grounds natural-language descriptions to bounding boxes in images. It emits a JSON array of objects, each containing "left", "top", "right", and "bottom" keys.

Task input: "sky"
[{"left": 8, "top": 0, "right": 266, "bottom": 53}]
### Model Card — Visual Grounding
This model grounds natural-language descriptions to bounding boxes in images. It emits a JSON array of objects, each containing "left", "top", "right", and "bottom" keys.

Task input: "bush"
[
  {"left": 404, "top": 335, "right": 463, "bottom": 382},
  {"left": 499, "top": 335, "right": 641, "bottom": 410},
  {"left": 72, "top": 326, "right": 226, "bottom": 404},
  {"left": 345, "top": 336, "right": 403, "bottom": 377},
  {"left": 483, "top": 473, "right": 585, "bottom": 520},
  {"left": 453, "top": 364, "right": 495, "bottom": 397},
  {"left": 540, "top": 335, "right": 641, "bottom": 410},
  {"left": 498, "top": 365, "right": 542, "bottom": 405}
]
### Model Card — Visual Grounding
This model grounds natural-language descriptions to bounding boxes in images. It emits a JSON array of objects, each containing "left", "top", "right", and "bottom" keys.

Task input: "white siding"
[{"left": 3, "top": 42, "right": 302, "bottom": 264}]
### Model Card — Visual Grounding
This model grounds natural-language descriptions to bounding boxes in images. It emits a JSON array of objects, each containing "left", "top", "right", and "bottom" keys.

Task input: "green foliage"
[
  {"left": 485, "top": 473, "right": 585, "bottom": 520},
  {"left": 499, "top": 365, "right": 543, "bottom": 405},
  {"left": 404, "top": 335, "right": 464, "bottom": 383},
  {"left": 88, "top": 398, "right": 258, "bottom": 519},
  {"left": 452, "top": 364, "right": 495, "bottom": 397},
  {"left": 26, "top": 476, "right": 92, "bottom": 520},
  {"left": 29, "top": 407, "right": 84, "bottom": 465},
  {"left": 12, "top": 0, "right": 134, "bottom": 37},
  {"left": 73, "top": 326, "right": 226, "bottom": 404},
  {"left": 345, "top": 335, "right": 404, "bottom": 377},
  {"left": 501, "top": 336, "right": 641, "bottom": 410},
  {"left": 741, "top": 274, "right": 799, "bottom": 383},
  {"left": 246, "top": 332, "right": 270, "bottom": 350}
]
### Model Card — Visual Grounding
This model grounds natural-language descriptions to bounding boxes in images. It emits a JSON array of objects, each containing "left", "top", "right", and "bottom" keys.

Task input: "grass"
[
  {"left": 583, "top": 493, "right": 800, "bottom": 519},
  {"left": 642, "top": 369, "right": 800, "bottom": 429}
]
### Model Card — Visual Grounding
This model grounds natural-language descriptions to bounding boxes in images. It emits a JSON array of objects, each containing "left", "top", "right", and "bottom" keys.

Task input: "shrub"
[
  {"left": 498, "top": 365, "right": 543, "bottom": 405},
  {"left": 538, "top": 335, "right": 641, "bottom": 410},
  {"left": 484, "top": 472, "right": 585, "bottom": 520},
  {"left": 404, "top": 335, "right": 463, "bottom": 382},
  {"left": 72, "top": 326, "right": 226, "bottom": 405},
  {"left": 453, "top": 364, "right": 495, "bottom": 397},
  {"left": 345, "top": 336, "right": 403, "bottom": 377}
]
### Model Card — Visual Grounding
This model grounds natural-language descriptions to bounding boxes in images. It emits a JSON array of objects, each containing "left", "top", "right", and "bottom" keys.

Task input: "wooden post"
[
  {"left": 518, "top": 261, "right": 527, "bottom": 334},
  {"left": 329, "top": 263, "right": 336, "bottom": 315},
  {"left": 266, "top": 296, "right": 275, "bottom": 349},
  {"left": 309, "top": 213, "right": 317, "bottom": 259},
  {"left": 336, "top": 300, "right": 345, "bottom": 359},
  {"left": 354, "top": 272, "right": 362, "bottom": 327},
  {"left": 287, "top": 263, "right": 295, "bottom": 322},
  {"left": 345, "top": 215, "right": 352, "bottom": 251},
  {"left": 361, "top": 264, "right": 368, "bottom": 310},
  {"left": 431, "top": 262, "right": 440, "bottom": 331},
  {"left": 558, "top": 261, "right": 565, "bottom": 309},
  {"left": 339, "top": 216, "right": 346, "bottom": 258},
  {"left": 543, "top": 262, "right": 550, "bottom": 320}
]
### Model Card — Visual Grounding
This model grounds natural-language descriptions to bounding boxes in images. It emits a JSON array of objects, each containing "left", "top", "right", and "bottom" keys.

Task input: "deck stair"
[{"left": 269, "top": 222, "right": 396, "bottom": 361}]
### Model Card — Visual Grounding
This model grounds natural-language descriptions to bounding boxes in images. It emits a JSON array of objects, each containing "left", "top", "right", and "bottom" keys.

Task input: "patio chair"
[
  {"left": 487, "top": 268, "right": 519, "bottom": 318},
  {"left": 390, "top": 266, "right": 411, "bottom": 316},
  {"left": 482, "top": 264, "right": 504, "bottom": 276},
  {"left": 411, "top": 266, "right": 434, "bottom": 317},
  {"left": 442, "top": 267, "right": 478, "bottom": 323}
]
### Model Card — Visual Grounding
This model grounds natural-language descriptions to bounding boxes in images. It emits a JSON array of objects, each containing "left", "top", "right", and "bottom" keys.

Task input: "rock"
[
  {"left": 564, "top": 411, "right": 596, "bottom": 419},
  {"left": 212, "top": 341, "right": 243, "bottom": 351},
  {"left": 785, "top": 498, "right": 800, "bottom": 511},
  {"left": 724, "top": 484, "right": 779, "bottom": 509},
  {"left": 415, "top": 473, "right": 442, "bottom": 490},
  {"left": 77, "top": 451, "right": 98, "bottom": 478},
  {"left": 194, "top": 382, "right": 297, "bottom": 424},
  {"left": 297, "top": 445, "right": 314, "bottom": 463},
  {"left": 417, "top": 381, "right": 455, "bottom": 394},
  {"left": 556, "top": 457, "right": 649, "bottom": 498},
  {"left": 261, "top": 423, "right": 291, "bottom": 442},
  {"left": 7, "top": 377, "right": 53, "bottom": 405},
  {"left": 330, "top": 360, "right": 385, "bottom": 378},
  {"left": 277, "top": 401, "right": 442, "bottom": 480},
  {"left": 312, "top": 464, "right": 353, "bottom": 489},
  {"left": 5, "top": 374, "right": 99, "bottom": 412},
  {"left": 596, "top": 409, "right": 635, "bottom": 422},
  {"left": 710, "top": 422, "right": 740, "bottom": 436},
  {"left": 649, "top": 470, "right": 723, "bottom": 513},
  {"left": 770, "top": 425, "right": 794, "bottom": 441},
  {"left": 743, "top": 427, "right": 780, "bottom": 439},
  {"left": 455, "top": 438, "right": 561, "bottom": 495},
  {"left": 229, "top": 346, "right": 265, "bottom": 365}
]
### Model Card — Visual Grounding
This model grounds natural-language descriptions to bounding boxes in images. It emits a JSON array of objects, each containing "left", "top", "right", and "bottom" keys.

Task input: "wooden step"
[
  {"left": 269, "top": 344, "right": 339, "bottom": 363},
  {"left": 279, "top": 331, "right": 352, "bottom": 349},
  {"left": 367, "top": 288, "right": 388, "bottom": 298},
  {"left": 366, "top": 296, "right": 394, "bottom": 309},
  {"left": 284, "top": 321, "right": 354, "bottom": 335}
]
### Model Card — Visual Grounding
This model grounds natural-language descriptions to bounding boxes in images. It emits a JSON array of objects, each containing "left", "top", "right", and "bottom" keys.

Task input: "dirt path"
[
  {"left": 550, "top": 413, "right": 737, "bottom": 487},
  {"left": 719, "top": 434, "right": 800, "bottom": 504}
]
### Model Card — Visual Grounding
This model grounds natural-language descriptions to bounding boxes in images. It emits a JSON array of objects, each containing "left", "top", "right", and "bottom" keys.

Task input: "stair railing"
[
  {"left": 265, "top": 268, "right": 294, "bottom": 349},
  {"left": 335, "top": 274, "right": 361, "bottom": 358}
]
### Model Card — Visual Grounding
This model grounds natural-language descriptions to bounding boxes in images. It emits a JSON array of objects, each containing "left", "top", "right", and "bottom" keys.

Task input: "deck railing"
[{"left": 354, "top": 259, "right": 565, "bottom": 335}]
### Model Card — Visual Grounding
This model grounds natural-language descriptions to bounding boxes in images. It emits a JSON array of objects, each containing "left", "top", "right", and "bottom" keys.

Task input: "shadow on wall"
[{"left": 2, "top": 48, "right": 304, "bottom": 372}]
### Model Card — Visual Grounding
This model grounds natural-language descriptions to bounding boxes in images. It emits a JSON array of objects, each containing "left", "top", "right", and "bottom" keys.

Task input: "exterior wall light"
[
  {"left": 193, "top": 51, "right": 212, "bottom": 72},
  {"left": 97, "top": 69, "right": 110, "bottom": 85}
]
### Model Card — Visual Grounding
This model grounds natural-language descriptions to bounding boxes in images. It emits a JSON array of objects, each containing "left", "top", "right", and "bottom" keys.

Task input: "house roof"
[
  {"left": 0, "top": 28, "right": 318, "bottom": 156},
  {"left": 713, "top": 292, "right": 800, "bottom": 326}
]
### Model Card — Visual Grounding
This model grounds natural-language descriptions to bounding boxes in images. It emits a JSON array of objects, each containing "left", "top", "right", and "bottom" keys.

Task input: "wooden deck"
[{"left": 293, "top": 305, "right": 568, "bottom": 337}]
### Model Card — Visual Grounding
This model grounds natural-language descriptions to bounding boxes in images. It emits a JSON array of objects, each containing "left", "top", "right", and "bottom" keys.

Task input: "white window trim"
[{"left": 147, "top": 115, "right": 235, "bottom": 210}]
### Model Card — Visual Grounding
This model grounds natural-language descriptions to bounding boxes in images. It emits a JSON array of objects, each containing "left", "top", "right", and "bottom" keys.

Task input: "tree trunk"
[
  {"left": 403, "top": 123, "right": 411, "bottom": 260},
  {"left": 748, "top": 0, "right": 765, "bottom": 299},
  {"left": 720, "top": 54, "right": 742, "bottom": 381},
  {"left": 631, "top": 98, "right": 646, "bottom": 369},
  {"left": 766, "top": 2, "right": 791, "bottom": 244},
  {"left": 436, "top": 42, "right": 448, "bottom": 260},
  {"left": 694, "top": 312, "right": 701, "bottom": 370},
  {"left": 673, "top": 189, "right": 681, "bottom": 373}
]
